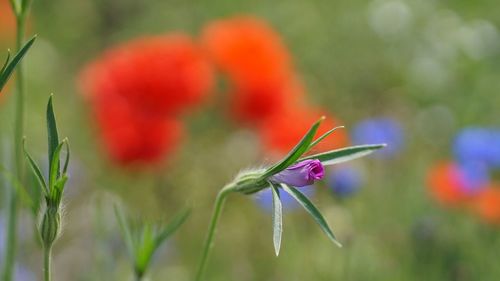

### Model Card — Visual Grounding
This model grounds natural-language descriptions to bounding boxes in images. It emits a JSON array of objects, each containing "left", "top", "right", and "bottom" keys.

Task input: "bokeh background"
[{"left": 1, "top": 0, "right": 500, "bottom": 280}]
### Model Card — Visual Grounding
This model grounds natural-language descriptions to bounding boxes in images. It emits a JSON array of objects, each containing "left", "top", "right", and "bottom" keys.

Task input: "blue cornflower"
[
  {"left": 453, "top": 127, "right": 500, "bottom": 169},
  {"left": 352, "top": 117, "right": 404, "bottom": 158},
  {"left": 328, "top": 165, "right": 364, "bottom": 198}
]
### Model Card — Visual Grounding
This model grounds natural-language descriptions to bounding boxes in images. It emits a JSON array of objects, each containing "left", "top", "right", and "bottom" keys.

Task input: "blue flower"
[
  {"left": 453, "top": 127, "right": 500, "bottom": 169},
  {"left": 254, "top": 185, "right": 316, "bottom": 212},
  {"left": 328, "top": 165, "right": 364, "bottom": 198},
  {"left": 352, "top": 118, "right": 404, "bottom": 158},
  {"left": 455, "top": 161, "right": 490, "bottom": 194}
]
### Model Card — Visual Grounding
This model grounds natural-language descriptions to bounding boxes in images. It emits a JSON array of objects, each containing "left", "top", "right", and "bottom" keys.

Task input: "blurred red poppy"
[
  {"left": 473, "top": 186, "right": 500, "bottom": 225},
  {"left": 228, "top": 79, "right": 304, "bottom": 126},
  {"left": 0, "top": 0, "right": 15, "bottom": 42},
  {"left": 80, "top": 34, "right": 214, "bottom": 116},
  {"left": 258, "top": 106, "right": 349, "bottom": 156},
  {"left": 79, "top": 34, "right": 211, "bottom": 166},
  {"left": 202, "top": 16, "right": 304, "bottom": 125},
  {"left": 92, "top": 92, "right": 183, "bottom": 166},
  {"left": 202, "top": 16, "right": 292, "bottom": 85},
  {"left": 427, "top": 162, "right": 474, "bottom": 206}
]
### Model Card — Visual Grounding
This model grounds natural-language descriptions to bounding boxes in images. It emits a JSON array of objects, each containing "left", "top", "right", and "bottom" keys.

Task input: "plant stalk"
[
  {"left": 2, "top": 12, "right": 27, "bottom": 281},
  {"left": 43, "top": 247, "right": 52, "bottom": 281},
  {"left": 194, "top": 184, "right": 235, "bottom": 281}
]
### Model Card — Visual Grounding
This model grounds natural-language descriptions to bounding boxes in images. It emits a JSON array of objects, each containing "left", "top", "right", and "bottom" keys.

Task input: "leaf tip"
[
  {"left": 334, "top": 240, "right": 343, "bottom": 248},
  {"left": 274, "top": 248, "right": 280, "bottom": 257}
]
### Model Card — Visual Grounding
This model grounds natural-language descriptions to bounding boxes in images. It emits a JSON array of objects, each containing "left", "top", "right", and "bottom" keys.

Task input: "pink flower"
[{"left": 270, "top": 159, "right": 325, "bottom": 187}]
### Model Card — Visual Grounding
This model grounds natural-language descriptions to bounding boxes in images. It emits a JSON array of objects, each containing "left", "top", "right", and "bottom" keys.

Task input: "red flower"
[
  {"left": 0, "top": 0, "right": 15, "bottom": 42},
  {"left": 79, "top": 34, "right": 211, "bottom": 166},
  {"left": 92, "top": 92, "right": 183, "bottom": 166},
  {"left": 202, "top": 16, "right": 303, "bottom": 125},
  {"left": 258, "top": 106, "right": 349, "bottom": 156},
  {"left": 473, "top": 187, "right": 500, "bottom": 225},
  {"left": 202, "top": 16, "right": 292, "bottom": 85},
  {"left": 80, "top": 34, "right": 214, "bottom": 116},
  {"left": 228, "top": 79, "right": 303, "bottom": 125},
  {"left": 427, "top": 162, "right": 475, "bottom": 206}
]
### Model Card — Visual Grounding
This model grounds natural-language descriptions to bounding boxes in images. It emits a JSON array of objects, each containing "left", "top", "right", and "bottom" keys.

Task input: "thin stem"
[
  {"left": 2, "top": 14, "right": 27, "bottom": 281},
  {"left": 194, "top": 184, "right": 235, "bottom": 281},
  {"left": 43, "top": 247, "right": 52, "bottom": 281}
]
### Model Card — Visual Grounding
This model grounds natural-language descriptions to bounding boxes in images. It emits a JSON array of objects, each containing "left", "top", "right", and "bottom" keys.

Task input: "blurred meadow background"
[{"left": 1, "top": 0, "right": 500, "bottom": 280}]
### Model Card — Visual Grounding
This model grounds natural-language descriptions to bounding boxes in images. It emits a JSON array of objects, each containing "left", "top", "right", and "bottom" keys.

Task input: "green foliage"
[
  {"left": 114, "top": 206, "right": 191, "bottom": 279},
  {"left": 299, "top": 144, "right": 386, "bottom": 166},
  {"left": 24, "top": 96, "right": 70, "bottom": 207},
  {"left": 262, "top": 117, "right": 324, "bottom": 178},
  {"left": 0, "top": 36, "right": 36, "bottom": 92},
  {"left": 270, "top": 183, "right": 283, "bottom": 256},
  {"left": 23, "top": 96, "right": 70, "bottom": 251}
]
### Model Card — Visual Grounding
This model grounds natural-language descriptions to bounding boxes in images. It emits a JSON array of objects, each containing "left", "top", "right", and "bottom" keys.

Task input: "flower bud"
[
  {"left": 270, "top": 159, "right": 324, "bottom": 187},
  {"left": 40, "top": 207, "right": 61, "bottom": 249}
]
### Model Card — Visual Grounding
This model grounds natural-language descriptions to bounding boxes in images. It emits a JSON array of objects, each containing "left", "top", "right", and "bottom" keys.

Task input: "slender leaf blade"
[
  {"left": 270, "top": 184, "right": 283, "bottom": 256},
  {"left": 49, "top": 140, "right": 65, "bottom": 191},
  {"left": 307, "top": 126, "right": 344, "bottom": 151},
  {"left": 114, "top": 205, "right": 135, "bottom": 259},
  {"left": 299, "top": 144, "right": 386, "bottom": 166},
  {"left": 46, "top": 95, "right": 60, "bottom": 178},
  {"left": 155, "top": 208, "right": 191, "bottom": 247},
  {"left": 263, "top": 117, "right": 324, "bottom": 178},
  {"left": 0, "top": 36, "right": 36, "bottom": 91},
  {"left": 1, "top": 51, "right": 10, "bottom": 75},
  {"left": 282, "top": 184, "right": 342, "bottom": 247},
  {"left": 136, "top": 224, "right": 155, "bottom": 275},
  {"left": 62, "top": 141, "right": 70, "bottom": 174},
  {"left": 23, "top": 141, "right": 48, "bottom": 195}
]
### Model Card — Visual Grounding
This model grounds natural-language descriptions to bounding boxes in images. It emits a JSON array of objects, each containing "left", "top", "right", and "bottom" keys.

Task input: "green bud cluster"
[
  {"left": 40, "top": 206, "right": 61, "bottom": 249},
  {"left": 24, "top": 96, "right": 70, "bottom": 252}
]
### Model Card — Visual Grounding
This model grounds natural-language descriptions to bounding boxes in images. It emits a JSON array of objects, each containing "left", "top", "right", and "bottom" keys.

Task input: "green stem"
[
  {"left": 43, "top": 247, "right": 52, "bottom": 281},
  {"left": 194, "top": 184, "right": 235, "bottom": 281},
  {"left": 2, "top": 14, "right": 27, "bottom": 281}
]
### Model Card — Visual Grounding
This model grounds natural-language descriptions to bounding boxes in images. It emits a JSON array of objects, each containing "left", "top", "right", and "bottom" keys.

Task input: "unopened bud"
[{"left": 40, "top": 207, "right": 61, "bottom": 248}]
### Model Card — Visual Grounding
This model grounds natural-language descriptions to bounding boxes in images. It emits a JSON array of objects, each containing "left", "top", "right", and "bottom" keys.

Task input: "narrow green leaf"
[
  {"left": 154, "top": 208, "right": 191, "bottom": 247},
  {"left": 23, "top": 140, "right": 49, "bottom": 195},
  {"left": 136, "top": 225, "right": 156, "bottom": 275},
  {"left": 307, "top": 126, "right": 344, "bottom": 151},
  {"left": 114, "top": 205, "right": 135, "bottom": 260},
  {"left": 282, "top": 184, "right": 342, "bottom": 247},
  {"left": 62, "top": 141, "right": 70, "bottom": 174},
  {"left": 270, "top": 184, "right": 283, "bottom": 256},
  {"left": 0, "top": 36, "right": 36, "bottom": 91},
  {"left": 1, "top": 51, "right": 10, "bottom": 75},
  {"left": 54, "top": 174, "right": 68, "bottom": 193},
  {"left": 299, "top": 144, "right": 386, "bottom": 166},
  {"left": 263, "top": 117, "right": 324, "bottom": 178},
  {"left": 46, "top": 95, "right": 60, "bottom": 178},
  {"left": 49, "top": 140, "right": 65, "bottom": 191}
]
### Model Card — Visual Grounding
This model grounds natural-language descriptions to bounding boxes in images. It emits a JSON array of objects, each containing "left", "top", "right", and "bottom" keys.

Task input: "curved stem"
[
  {"left": 194, "top": 184, "right": 235, "bottom": 281},
  {"left": 43, "top": 247, "right": 52, "bottom": 281},
  {"left": 2, "top": 15, "right": 27, "bottom": 281}
]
